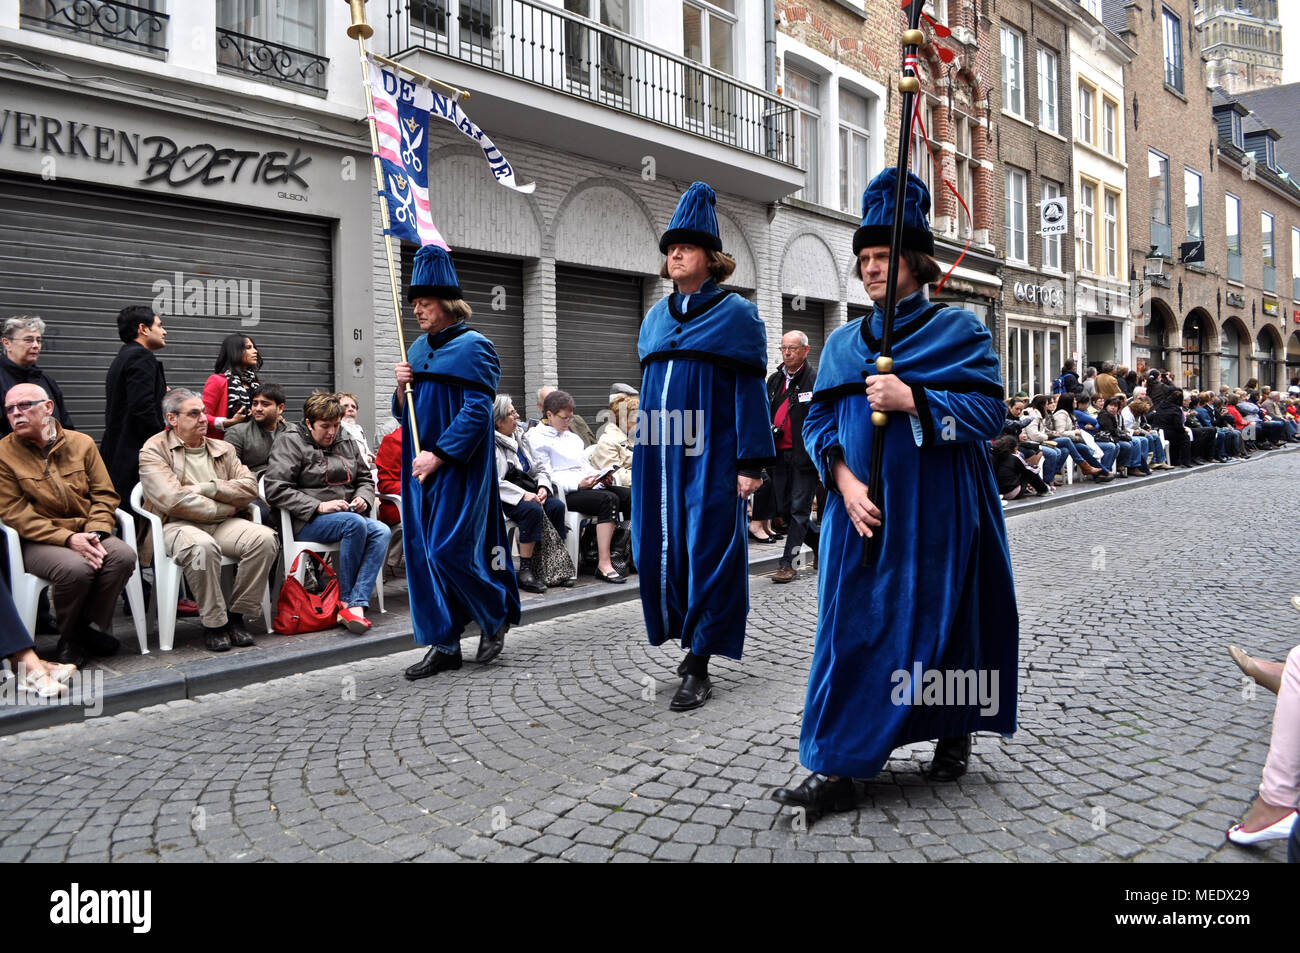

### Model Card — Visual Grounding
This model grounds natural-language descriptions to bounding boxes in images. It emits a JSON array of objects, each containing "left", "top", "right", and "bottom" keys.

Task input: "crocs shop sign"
[{"left": 1013, "top": 281, "right": 1064, "bottom": 308}]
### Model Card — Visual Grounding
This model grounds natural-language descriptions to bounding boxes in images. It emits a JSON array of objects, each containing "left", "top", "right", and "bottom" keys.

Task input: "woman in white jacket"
[
  {"left": 493, "top": 395, "right": 567, "bottom": 593},
  {"left": 529, "top": 390, "right": 631, "bottom": 583}
]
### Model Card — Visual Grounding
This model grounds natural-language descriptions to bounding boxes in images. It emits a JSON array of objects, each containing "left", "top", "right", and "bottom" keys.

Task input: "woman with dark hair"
[
  {"left": 1098, "top": 395, "right": 1149, "bottom": 475},
  {"left": 202, "top": 333, "right": 262, "bottom": 439},
  {"left": 529, "top": 389, "right": 631, "bottom": 583},
  {"left": 1020, "top": 394, "right": 1105, "bottom": 481},
  {"left": 991, "top": 435, "right": 1050, "bottom": 499}
]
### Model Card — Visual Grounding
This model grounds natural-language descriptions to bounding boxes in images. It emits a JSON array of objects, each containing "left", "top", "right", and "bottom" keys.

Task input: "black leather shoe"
[
  {"left": 227, "top": 617, "right": 256, "bottom": 647},
  {"left": 669, "top": 674, "right": 712, "bottom": 711},
  {"left": 475, "top": 623, "right": 507, "bottom": 664},
  {"left": 927, "top": 735, "right": 971, "bottom": 782},
  {"left": 78, "top": 624, "right": 120, "bottom": 657},
  {"left": 771, "top": 773, "right": 857, "bottom": 816},
  {"left": 203, "top": 625, "right": 231, "bottom": 653},
  {"left": 52, "top": 637, "right": 87, "bottom": 667},
  {"left": 404, "top": 646, "right": 462, "bottom": 680},
  {"left": 516, "top": 565, "right": 547, "bottom": 594}
]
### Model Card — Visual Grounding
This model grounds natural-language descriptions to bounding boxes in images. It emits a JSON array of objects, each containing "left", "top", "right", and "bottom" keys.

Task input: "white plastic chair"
[
  {"left": 260, "top": 477, "right": 385, "bottom": 614},
  {"left": 0, "top": 511, "right": 148, "bottom": 654},
  {"left": 131, "top": 484, "right": 272, "bottom": 651}
]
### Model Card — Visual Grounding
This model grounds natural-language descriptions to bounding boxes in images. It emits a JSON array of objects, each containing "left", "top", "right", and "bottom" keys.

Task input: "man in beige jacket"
[
  {"left": 139, "top": 388, "right": 277, "bottom": 652},
  {"left": 0, "top": 382, "right": 134, "bottom": 665}
]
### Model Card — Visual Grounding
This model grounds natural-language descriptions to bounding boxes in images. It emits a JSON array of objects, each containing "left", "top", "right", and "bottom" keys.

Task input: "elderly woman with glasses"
[
  {"left": 493, "top": 394, "right": 567, "bottom": 593},
  {"left": 528, "top": 389, "right": 631, "bottom": 583},
  {"left": 0, "top": 314, "right": 74, "bottom": 438}
]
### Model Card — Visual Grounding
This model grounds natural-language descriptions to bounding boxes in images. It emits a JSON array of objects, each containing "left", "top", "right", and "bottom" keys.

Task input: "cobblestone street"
[{"left": 2, "top": 453, "right": 1296, "bottom": 863}]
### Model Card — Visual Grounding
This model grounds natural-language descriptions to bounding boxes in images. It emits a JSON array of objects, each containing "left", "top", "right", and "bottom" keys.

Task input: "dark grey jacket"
[{"left": 263, "top": 421, "right": 375, "bottom": 533}]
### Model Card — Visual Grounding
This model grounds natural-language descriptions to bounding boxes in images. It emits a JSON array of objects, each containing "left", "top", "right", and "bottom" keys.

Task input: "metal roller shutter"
[
  {"left": 556, "top": 266, "right": 644, "bottom": 422},
  {"left": 0, "top": 174, "right": 334, "bottom": 443},
  {"left": 782, "top": 296, "right": 827, "bottom": 360},
  {"left": 399, "top": 247, "right": 524, "bottom": 403}
]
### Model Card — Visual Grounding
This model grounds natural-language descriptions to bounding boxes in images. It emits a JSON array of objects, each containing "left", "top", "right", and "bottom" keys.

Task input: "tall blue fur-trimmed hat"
[
  {"left": 659, "top": 182, "right": 723, "bottom": 253},
  {"left": 852, "top": 168, "right": 934, "bottom": 256},
  {"left": 408, "top": 245, "right": 464, "bottom": 303}
]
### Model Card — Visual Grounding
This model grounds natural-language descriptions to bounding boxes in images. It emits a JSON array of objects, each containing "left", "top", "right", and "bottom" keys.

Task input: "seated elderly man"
[
  {"left": 0, "top": 315, "right": 74, "bottom": 438},
  {"left": 0, "top": 383, "right": 133, "bottom": 665},
  {"left": 139, "top": 388, "right": 278, "bottom": 652}
]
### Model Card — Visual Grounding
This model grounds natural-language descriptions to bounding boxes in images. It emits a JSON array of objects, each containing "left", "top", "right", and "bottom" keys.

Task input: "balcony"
[
  {"left": 20, "top": 0, "right": 168, "bottom": 58},
  {"left": 383, "top": 0, "right": 802, "bottom": 202},
  {"left": 216, "top": 27, "right": 329, "bottom": 96}
]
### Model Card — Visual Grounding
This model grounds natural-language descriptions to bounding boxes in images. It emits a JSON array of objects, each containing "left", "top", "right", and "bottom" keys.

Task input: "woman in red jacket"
[
  {"left": 202, "top": 333, "right": 262, "bottom": 439},
  {"left": 375, "top": 426, "right": 402, "bottom": 526}
]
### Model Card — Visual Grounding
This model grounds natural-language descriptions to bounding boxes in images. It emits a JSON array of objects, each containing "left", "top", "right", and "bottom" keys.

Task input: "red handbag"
[{"left": 273, "top": 551, "right": 340, "bottom": 634}]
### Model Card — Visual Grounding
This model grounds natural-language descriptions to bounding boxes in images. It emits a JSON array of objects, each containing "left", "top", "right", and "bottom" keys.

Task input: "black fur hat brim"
[
  {"left": 659, "top": 227, "right": 723, "bottom": 254},
  {"left": 407, "top": 284, "right": 464, "bottom": 303},
  {"left": 852, "top": 224, "right": 934, "bottom": 257}
]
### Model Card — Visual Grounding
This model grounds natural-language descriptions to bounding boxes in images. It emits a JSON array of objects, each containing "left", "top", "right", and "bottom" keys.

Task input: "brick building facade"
[{"left": 1109, "top": 0, "right": 1300, "bottom": 393}]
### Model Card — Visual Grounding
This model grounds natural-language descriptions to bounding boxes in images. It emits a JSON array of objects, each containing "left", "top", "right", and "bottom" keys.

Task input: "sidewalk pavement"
[{"left": 3, "top": 441, "right": 1295, "bottom": 735}]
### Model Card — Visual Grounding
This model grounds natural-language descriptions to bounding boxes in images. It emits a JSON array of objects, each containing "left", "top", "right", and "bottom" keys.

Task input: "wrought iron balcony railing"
[
  {"left": 385, "top": 0, "right": 797, "bottom": 166},
  {"left": 20, "top": 0, "right": 169, "bottom": 58},
  {"left": 216, "top": 27, "right": 329, "bottom": 96}
]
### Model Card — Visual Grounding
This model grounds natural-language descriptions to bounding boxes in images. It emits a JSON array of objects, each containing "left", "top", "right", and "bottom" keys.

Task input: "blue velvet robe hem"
[{"left": 398, "top": 324, "right": 521, "bottom": 648}]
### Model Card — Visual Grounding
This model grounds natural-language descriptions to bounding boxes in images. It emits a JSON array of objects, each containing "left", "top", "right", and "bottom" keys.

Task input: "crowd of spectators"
[{"left": 996, "top": 365, "right": 1300, "bottom": 501}]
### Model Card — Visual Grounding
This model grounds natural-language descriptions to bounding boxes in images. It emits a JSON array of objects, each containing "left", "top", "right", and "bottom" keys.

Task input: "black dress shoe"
[
  {"left": 227, "top": 617, "right": 256, "bottom": 647},
  {"left": 404, "top": 646, "right": 462, "bottom": 680},
  {"left": 475, "top": 623, "right": 507, "bottom": 664},
  {"left": 203, "top": 625, "right": 231, "bottom": 653},
  {"left": 771, "top": 773, "right": 857, "bottom": 816},
  {"left": 516, "top": 565, "right": 547, "bottom": 594},
  {"left": 78, "top": 624, "right": 120, "bottom": 657},
  {"left": 927, "top": 735, "right": 971, "bottom": 782},
  {"left": 669, "top": 674, "right": 712, "bottom": 711},
  {"left": 52, "top": 637, "right": 87, "bottom": 668}
]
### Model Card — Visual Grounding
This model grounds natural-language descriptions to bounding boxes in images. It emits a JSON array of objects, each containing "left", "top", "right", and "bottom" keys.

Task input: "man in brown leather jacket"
[
  {"left": 0, "top": 383, "right": 134, "bottom": 664},
  {"left": 139, "top": 388, "right": 278, "bottom": 652}
]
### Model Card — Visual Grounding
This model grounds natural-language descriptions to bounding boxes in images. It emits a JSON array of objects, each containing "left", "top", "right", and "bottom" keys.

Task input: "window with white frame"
[
  {"left": 1006, "top": 167, "right": 1027, "bottom": 262},
  {"left": 1104, "top": 190, "right": 1119, "bottom": 277},
  {"left": 1102, "top": 99, "right": 1117, "bottom": 156},
  {"left": 1163, "top": 7, "right": 1183, "bottom": 93},
  {"left": 1080, "top": 180, "right": 1096, "bottom": 273},
  {"left": 1001, "top": 26, "right": 1024, "bottom": 118},
  {"left": 1149, "top": 150, "right": 1171, "bottom": 257},
  {"left": 218, "top": 0, "right": 321, "bottom": 51},
  {"left": 1037, "top": 48, "right": 1058, "bottom": 133},
  {"left": 1079, "top": 0, "right": 1101, "bottom": 17},
  {"left": 839, "top": 86, "right": 872, "bottom": 215},
  {"left": 1226, "top": 192, "right": 1242, "bottom": 281},
  {"left": 911, "top": 97, "right": 934, "bottom": 193},
  {"left": 1041, "top": 180, "right": 1062, "bottom": 271},
  {"left": 785, "top": 64, "right": 821, "bottom": 205},
  {"left": 1262, "top": 211, "right": 1275, "bottom": 291},
  {"left": 954, "top": 113, "right": 974, "bottom": 238},
  {"left": 564, "top": 0, "right": 630, "bottom": 97},
  {"left": 684, "top": 0, "right": 736, "bottom": 132},
  {"left": 1077, "top": 83, "right": 1094, "bottom": 146},
  {"left": 1184, "top": 168, "right": 1203, "bottom": 242},
  {"left": 1292, "top": 226, "right": 1300, "bottom": 300}
]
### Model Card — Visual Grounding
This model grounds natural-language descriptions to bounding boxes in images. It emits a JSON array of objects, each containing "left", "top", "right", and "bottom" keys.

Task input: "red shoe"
[
  {"left": 177, "top": 599, "right": 199, "bottom": 617},
  {"left": 337, "top": 606, "right": 372, "bottom": 634}
]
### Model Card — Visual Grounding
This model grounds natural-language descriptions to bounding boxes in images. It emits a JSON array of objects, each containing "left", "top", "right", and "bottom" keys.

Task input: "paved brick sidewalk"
[{"left": 0, "top": 452, "right": 1295, "bottom": 862}]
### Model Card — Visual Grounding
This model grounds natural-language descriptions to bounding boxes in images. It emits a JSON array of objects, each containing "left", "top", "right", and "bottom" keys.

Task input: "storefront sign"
[
  {"left": 1263, "top": 296, "right": 1278, "bottom": 317},
  {"left": 1293, "top": 309, "right": 1300, "bottom": 324},
  {"left": 1226, "top": 291, "right": 1246, "bottom": 308},
  {"left": 1040, "top": 197, "right": 1068, "bottom": 235},
  {"left": 0, "top": 110, "right": 311, "bottom": 190},
  {"left": 1013, "top": 281, "right": 1064, "bottom": 307}
]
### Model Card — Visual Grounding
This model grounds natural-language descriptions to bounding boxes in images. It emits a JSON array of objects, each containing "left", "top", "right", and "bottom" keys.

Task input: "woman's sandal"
[{"left": 595, "top": 569, "right": 628, "bottom": 584}]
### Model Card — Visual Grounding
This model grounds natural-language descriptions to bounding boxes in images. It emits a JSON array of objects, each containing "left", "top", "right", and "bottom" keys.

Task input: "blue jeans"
[
  {"left": 1050, "top": 436, "right": 1089, "bottom": 466},
  {"left": 1036, "top": 445, "right": 1065, "bottom": 483},
  {"left": 1095, "top": 441, "right": 1118, "bottom": 473},
  {"left": 296, "top": 512, "right": 390, "bottom": 609}
]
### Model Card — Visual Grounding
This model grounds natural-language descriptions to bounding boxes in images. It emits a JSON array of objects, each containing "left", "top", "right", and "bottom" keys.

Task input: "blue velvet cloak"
[
  {"left": 632, "top": 280, "right": 776, "bottom": 660},
  {"left": 397, "top": 322, "right": 520, "bottom": 648},
  {"left": 799, "top": 290, "right": 1018, "bottom": 777}
]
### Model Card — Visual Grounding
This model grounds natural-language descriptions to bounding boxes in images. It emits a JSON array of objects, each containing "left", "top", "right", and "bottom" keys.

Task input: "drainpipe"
[{"left": 765, "top": 0, "right": 777, "bottom": 93}]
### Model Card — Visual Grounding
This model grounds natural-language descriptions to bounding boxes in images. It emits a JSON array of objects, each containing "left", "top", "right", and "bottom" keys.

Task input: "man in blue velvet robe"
[
  {"left": 773, "top": 169, "right": 1018, "bottom": 816},
  {"left": 633, "top": 182, "right": 776, "bottom": 711},
  {"left": 396, "top": 246, "right": 520, "bottom": 679}
]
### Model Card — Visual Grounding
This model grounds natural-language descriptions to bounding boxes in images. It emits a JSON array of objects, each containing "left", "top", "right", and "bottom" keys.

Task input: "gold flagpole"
[{"left": 346, "top": 0, "right": 424, "bottom": 454}]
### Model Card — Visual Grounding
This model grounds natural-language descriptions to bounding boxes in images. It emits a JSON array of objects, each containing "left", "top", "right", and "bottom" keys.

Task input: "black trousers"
[
  {"left": 749, "top": 476, "right": 775, "bottom": 522},
  {"left": 772, "top": 450, "right": 819, "bottom": 568},
  {"left": 0, "top": 576, "right": 35, "bottom": 658},
  {"left": 503, "top": 497, "right": 567, "bottom": 544},
  {"left": 564, "top": 485, "right": 631, "bottom": 524},
  {"left": 1150, "top": 409, "right": 1190, "bottom": 466}
]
